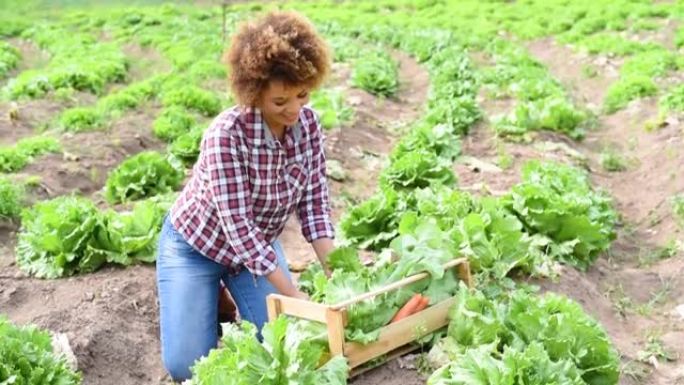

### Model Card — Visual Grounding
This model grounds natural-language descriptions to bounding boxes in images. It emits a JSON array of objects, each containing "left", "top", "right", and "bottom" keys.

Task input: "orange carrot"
[
  {"left": 390, "top": 294, "right": 423, "bottom": 323},
  {"left": 412, "top": 296, "right": 430, "bottom": 314}
]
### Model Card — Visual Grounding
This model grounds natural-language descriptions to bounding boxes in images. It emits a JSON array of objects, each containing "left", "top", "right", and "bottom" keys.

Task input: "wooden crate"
[{"left": 266, "top": 257, "right": 473, "bottom": 376}]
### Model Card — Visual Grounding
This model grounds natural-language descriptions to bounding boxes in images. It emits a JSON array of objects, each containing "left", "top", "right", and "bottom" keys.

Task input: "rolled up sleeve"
[
  {"left": 297, "top": 114, "right": 336, "bottom": 242},
  {"left": 204, "top": 126, "right": 278, "bottom": 276}
]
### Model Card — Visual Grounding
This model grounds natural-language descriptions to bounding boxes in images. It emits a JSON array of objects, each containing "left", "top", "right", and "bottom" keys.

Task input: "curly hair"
[{"left": 224, "top": 11, "right": 331, "bottom": 107}]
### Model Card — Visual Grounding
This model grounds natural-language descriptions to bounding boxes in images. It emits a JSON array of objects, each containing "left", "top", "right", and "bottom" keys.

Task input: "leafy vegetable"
[
  {"left": 190, "top": 317, "right": 348, "bottom": 385},
  {"left": 351, "top": 49, "right": 399, "bottom": 97},
  {"left": 0, "top": 136, "right": 61, "bottom": 173},
  {"left": 161, "top": 86, "right": 222, "bottom": 116},
  {"left": 659, "top": 84, "right": 684, "bottom": 114},
  {"left": 505, "top": 161, "right": 617, "bottom": 270},
  {"left": 603, "top": 75, "right": 657, "bottom": 114},
  {"left": 339, "top": 186, "right": 408, "bottom": 251},
  {"left": 168, "top": 125, "right": 204, "bottom": 167},
  {"left": 429, "top": 288, "right": 620, "bottom": 385},
  {"left": 0, "top": 175, "right": 24, "bottom": 220},
  {"left": 310, "top": 88, "right": 353, "bottom": 130},
  {"left": 494, "top": 97, "right": 588, "bottom": 140},
  {"left": 4, "top": 28, "right": 128, "bottom": 99},
  {"left": 15, "top": 194, "right": 174, "bottom": 278},
  {"left": 16, "top": 195, "right": 106, "bottom": 278},
  {"left": 58, "top": 107, "right": 103, "bottom": 132},
  {"left": 428, "top": 343, "right": 584, "bottom": 385},
  {"left": 380, "top": 149, "right": 456, "bottom": 191},
  {"left": 0, "top": 41, "right": 21, "bottom": 78},
  {"left": 453, "top": 197, "right": 553, "bottom": 280},
  {"left": 328, "top": 35, "right": 362, "bottom": 62},
  {"left": 407, "top": 186, "right": 476, "bottom": 231},
  {"left": 94, "top": 198, "right": 169, "bottom": 265},
  {"left": 153, "top": 106, "right": 197, "bottom": 142},
  {"left": 0, "top": 316, "right": 81, "bottom": 385},
  {"left": 97, "top": 77, "right": 161, "bottom": 115},
  {"left": 104, "top": 151, "right": 184, "bottom": 204},
  {"left": 391, "top": 123, "right": 461, "bottom": 162}
]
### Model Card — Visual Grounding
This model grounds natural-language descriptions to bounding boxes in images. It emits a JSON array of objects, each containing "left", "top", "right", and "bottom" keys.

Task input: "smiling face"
[{"left": 256, "top": 79, "right": 311, "bottom": 131}]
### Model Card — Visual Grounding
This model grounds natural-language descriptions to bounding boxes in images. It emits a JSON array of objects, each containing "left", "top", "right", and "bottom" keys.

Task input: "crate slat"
[
  {"left": 349, "top": 343, "right": 420, "bottom": 378},
  {"left": 343, "top": 296, "right": 456, "bottom": 368},
  {"left": 266, "top": 294, "right": 330, "bottom": 323}
]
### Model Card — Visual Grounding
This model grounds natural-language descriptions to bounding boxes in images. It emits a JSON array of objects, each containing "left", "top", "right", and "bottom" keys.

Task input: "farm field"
[{"left": 1, "top": 1, "right": 684, "bottom": 384}]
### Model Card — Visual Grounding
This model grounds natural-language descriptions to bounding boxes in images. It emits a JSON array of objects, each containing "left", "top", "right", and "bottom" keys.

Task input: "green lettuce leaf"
[
  {"left": 0, "top": 316, "right": 81, "bottom": 385},
  {"left": 16, "top": 196, "right": 106, "bottom": 278},
  {"left": 191, "top": 317, "right": 348, "bottom": 385},
  {"left": 505, "top": 161, "right": 618, "bottom": 270}
]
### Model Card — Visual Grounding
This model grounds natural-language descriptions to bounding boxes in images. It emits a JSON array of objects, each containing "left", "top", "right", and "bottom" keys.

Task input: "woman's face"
[{"left": 257, "top": 80, "right": 311, "bottom": 129}]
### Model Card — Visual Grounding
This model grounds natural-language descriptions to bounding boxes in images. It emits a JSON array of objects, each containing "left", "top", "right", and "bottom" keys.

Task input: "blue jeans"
[{"left": 156, "top": 215, "right": 292, "bottom": 382}]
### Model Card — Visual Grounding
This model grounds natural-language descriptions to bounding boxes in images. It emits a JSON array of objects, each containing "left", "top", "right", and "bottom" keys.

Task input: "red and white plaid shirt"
[{"left": 169, "top": 105, "right": 335, "bottom": 276}]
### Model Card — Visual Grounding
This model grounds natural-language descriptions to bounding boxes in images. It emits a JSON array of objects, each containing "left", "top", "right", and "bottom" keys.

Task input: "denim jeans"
[{"left": 156, "top": 215, "right": 292, "bottom": 382}]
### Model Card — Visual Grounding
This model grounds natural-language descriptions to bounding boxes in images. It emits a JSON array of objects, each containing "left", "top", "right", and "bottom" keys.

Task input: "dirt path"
[{"left": 0, "top": 49, "right": 431, "bottom": 385}]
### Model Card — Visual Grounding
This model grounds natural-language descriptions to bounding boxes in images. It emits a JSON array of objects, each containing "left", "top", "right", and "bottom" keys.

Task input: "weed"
[{"left": 600, "top": 147, "right": 628, "bottom": 172}]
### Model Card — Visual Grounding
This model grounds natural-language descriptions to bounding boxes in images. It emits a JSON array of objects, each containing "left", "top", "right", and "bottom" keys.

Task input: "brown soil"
[
  {"left": 16, "top": 107, "right": 166, "bottom": 202},
  {"left": 0, "top": 48, "right": 431, "bottom": 385},
  {"left": 0, "top": 99, "right": 65, "bottom": 146},
  {"left": 120, "top": 43, "right": 172, "bottom": 84}
]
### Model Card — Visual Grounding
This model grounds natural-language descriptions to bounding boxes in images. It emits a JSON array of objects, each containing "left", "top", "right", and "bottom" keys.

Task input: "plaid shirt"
[{"left": 169, "top": 105, "right": 335, "bottom": 276}]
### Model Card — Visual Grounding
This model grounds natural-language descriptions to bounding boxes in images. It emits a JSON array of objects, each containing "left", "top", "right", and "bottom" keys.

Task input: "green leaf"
[
  {"left": 16, "top": 196, "right": 105, "bottom": 278},
  {"left": 104, "top": 151, "right": 184, "bottom": 204},
  {"left": 0, "top": 316, "right": 81, "bottom": 385},
  {"left": 326, "top": 247, "right": 364, "bottom": 273},
  {"left": 504, "top": 161, "right": 617, "bottom": 270},
  {"left": 191, "top": 317, "right": 348, "bottom": 385}
]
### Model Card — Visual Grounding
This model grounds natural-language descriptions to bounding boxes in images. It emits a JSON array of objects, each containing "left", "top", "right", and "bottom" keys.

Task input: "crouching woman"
[{"left": 155, "top": 11, "right": 336, "bottom": 382}]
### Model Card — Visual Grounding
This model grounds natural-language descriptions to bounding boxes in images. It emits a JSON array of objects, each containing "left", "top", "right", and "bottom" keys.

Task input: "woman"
[{"left": 155, "top": 11, "right": 335, "bottom": 382}]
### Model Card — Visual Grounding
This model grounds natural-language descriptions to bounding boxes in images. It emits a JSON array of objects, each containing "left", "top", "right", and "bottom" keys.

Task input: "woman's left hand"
[{"left": 218, "top": 285, "right": 238, "bottom": 322}]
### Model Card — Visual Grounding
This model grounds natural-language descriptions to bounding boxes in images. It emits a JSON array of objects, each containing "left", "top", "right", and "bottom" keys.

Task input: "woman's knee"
[{"left": 162, "top": 349, "right": 194, "bottom": 382}]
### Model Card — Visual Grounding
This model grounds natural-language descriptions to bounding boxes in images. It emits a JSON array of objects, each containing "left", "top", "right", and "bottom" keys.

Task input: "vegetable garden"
[{"left": 1, "top": 1, "right": 684, "bottom": 385}]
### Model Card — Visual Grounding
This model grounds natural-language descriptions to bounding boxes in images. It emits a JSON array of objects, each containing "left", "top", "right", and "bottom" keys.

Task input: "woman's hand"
[
  {"left": 266, "top": 266, "right": 308, "bottom": 299},
  {"left": 292, "top": 290, "right": 310, "bottom": 301},
  {"left": 218, "top": 285, "right": 238, "bottom": 322}
]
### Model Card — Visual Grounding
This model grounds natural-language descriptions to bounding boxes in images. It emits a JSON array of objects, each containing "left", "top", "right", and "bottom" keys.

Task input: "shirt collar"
[{"left": 243, "top": 106, "right": 302, "bottom": 149}]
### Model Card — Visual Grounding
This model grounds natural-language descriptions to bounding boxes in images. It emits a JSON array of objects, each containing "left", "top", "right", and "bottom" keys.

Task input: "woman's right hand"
[
  {"left": 266, "top": 266, "right": 308, "bottom": 300},
  {"left": 292, "top": 290, "right": 309, "bottom": 301}
]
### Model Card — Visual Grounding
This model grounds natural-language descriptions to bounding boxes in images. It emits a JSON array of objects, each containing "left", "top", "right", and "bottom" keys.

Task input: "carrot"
[
  {"left": 412, "top": 296, "right": 430, "bottom": 314},
  {"left": 390, "top": 293, "right": 423, "bottom": 323}
]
